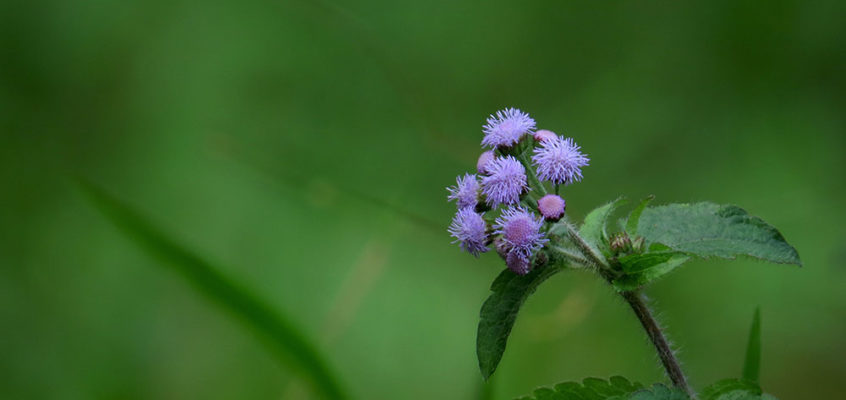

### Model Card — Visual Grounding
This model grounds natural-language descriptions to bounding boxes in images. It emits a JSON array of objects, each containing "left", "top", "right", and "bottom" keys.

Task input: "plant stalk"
[{"left": 621, "top": 290, "right": 695, "bottom": 399}]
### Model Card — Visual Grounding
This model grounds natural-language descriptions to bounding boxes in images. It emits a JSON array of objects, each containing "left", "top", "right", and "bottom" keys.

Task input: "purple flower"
[
  {"left": 533, "top": 129, "right": 557, "bottom": 143},
  {"left": 447, "top": 173, "right": 480, "bottom": 209},
  {"left": 476, "top": 150, "right": 495, "bottom": 175},
  {"left": 532, "top": 135, "right": 589, "bottom": 185},
  {"left": 506, "top": 252, "right": 531, "bottom": 275},
  {"left": 481, "top": 156, "right": 527, "bottom": 207},
  {"left": 494, "top": 207, "right": 548, "bottom": 274},
  {"left": 537, "top": 194, "right": 566, "bottom": 221},
  {"left": 448, "top": 208, "right": 489, "bottom": 257},
  {"left": 481, "top": 108, "right": 536, "bottom": 148}
]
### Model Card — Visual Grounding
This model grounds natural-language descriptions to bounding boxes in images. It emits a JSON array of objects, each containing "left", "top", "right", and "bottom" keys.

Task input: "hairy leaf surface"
[{"left": 637, "top": 203, "right": 800, "bottom": 265}]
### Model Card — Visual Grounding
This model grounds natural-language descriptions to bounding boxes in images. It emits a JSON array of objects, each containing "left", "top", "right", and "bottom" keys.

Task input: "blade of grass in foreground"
[
  {"left": 742, "top": 307, "right": 762, "bottom": 383},
  {"left": 77, "top": 180, "right": 347, "bottom": 400}
]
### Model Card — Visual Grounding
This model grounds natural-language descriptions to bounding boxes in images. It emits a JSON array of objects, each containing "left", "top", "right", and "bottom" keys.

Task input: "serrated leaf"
[
  {"left": 611, "top": 254, "right": 690, "bottom": 291},
  {"left": 478, "top": 264, "right": 564, "bottom": 379},
  {"left": 701, "top": 379, "right": 771, "bottom": 400},
  {"left": 77, "top": 180, "right": 347, "bottom": 400},
  {"left": 637, "top": 203, "right": 801, "bottom": 265},
  {"left": 742, "top": 308, "right": 762, "bottom": 383},
  {"left": 580, "top": 197, "right": 627, "bottom": 252},
  {"left": 626, "top": 195, "right": 655, "bottom": 237},
  {"left": 627, "top": 384, "right": 689, "bottom": 400},
  {"left": 516, "top": 376, "right": 645, "bottom": 400}
]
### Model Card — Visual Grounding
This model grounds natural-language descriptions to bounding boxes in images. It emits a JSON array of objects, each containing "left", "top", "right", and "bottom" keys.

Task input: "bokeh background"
[{"left": 2, "top": 0, "right": 845, "bottom": 398}]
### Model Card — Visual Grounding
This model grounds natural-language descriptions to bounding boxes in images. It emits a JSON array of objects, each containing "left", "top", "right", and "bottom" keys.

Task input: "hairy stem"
[
  {"left": 621, "top": 291, "right": 695, "bottom": 399},
  {"left": 565, "top": 224, "right": 609, "bottom": 269}
]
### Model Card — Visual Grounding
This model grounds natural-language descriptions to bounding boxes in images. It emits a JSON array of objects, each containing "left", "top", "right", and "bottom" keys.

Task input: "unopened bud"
[
  {"left": 533, "top": 129, "right": 557, "bottom": 143},
  {"left": 610, "top": 232, "right": 632, "bottom": 254}
]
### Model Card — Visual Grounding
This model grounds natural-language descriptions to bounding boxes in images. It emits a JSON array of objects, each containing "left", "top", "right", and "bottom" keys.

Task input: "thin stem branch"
[
  {"left": 517, "top": 152, "right": 548, "bottom": 196},
  {"left": 621, "top": 291, "right": 695, "bottom": 399},
  {"left": 550, "top": 246, "right": 590, "bottom": 266},
  {"left": 564, "top": 224, "right": 609, "bottom": 269}
]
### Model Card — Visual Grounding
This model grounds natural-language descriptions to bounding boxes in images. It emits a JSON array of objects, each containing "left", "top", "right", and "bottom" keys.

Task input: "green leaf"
[
  {"left": 742, "top": 308, "right": 762, "bottom": 383},
  {"left": 636, "top": 203, "right": 801, "bottom": 265},
  {"left": 580, "top": 197, "right": 627, "bottom": 251},
  {"left": 700, "top": 379, "right": 771, "bottom": 400},
  {"left": 627, "top": 384, "right": 689, "bottom": 400},
  {"left": 626, "top": 195, "right": 655, "bottom": 237},
  {"left": 515, "top": 376, "right": 645, "bottom": 400},
  {"left": 618, "top": 252, "right": 679, "bottom": 274},
  {"left": 611, "top": 254, "right": 690, "bottom": 291},
  {"left": 77, "top": 180, "right": 347, "bottom": 400},
  {"left": 477, "top": 264, "right": 564, "bottom": 379}
]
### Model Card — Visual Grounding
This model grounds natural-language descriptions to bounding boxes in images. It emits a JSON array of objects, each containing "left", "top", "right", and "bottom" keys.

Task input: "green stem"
[
  {"left": 517, "top": 152, "right": 548, "bottom": 196},
  {"left": 550, "top": 246, "right": 590, "bottom": 266},
  {"left": 621, "top": 291, "right": 696, "bottom": 399},
  {"left": 564, "top": 224, "right": 609, "bottom": 270}
]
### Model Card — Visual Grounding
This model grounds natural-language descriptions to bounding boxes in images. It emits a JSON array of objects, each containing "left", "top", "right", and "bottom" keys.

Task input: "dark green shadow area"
[{"left": 76, "top": 179, "right": 347, "bottom": 400}]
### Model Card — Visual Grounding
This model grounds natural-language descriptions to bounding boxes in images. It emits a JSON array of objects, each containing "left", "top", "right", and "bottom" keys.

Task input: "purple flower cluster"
[{"left": 446, "top": 107, "right": 589, "bottom": 274}]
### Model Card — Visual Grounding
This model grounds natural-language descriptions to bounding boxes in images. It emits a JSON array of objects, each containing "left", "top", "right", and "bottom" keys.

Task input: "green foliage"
[
  {"left": 625, "top": 195, "right": 655, "bottom": 237},
  {"left": 636, "top": 203, "right": 801, "bottom": 265},
  {"left": 626, "top": 384, "right": 689, "bottom": 400},
  {"left": 77, "top": 181, "right": 347, "bottom": 400},
  {"left": 700, "top": 379, "right": 778, "bottom": 400},
  {"left": 580, "top": 198, "right": 628, "bottom": 253},
  {"left": 480, "top": 199, "right": 801, "bottom": 383},
  {"left": 515, "top": 376, "right": 644, "bottom": 400},
  {"left": 477, "top": 264, "right": 564, "bottom": 379},
  {"left": 517, "top": 378, "right": 780, "bottom": 400},
  {"left": 607, "top": 202, "right": 801, "bottom": 290},
  {"left": 742, "top": 308, "right": 762, "bottom": 383},
  {"left": 611, "top": 254, "right": 690, "bottom": 291}
]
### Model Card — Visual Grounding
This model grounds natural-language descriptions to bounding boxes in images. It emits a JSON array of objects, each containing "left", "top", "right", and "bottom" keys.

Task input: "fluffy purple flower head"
[
  {"left": 481, "top": 156, "right": 527, "bottom": 207},
  {"left": 447, "top": 173, "right": 480, "bottom": 209},
  {"left": 532, "top": 135, "right": 590, "bottom": 185},
  {"left": 481, "top": 108, "right": 536, "bottom": 148},
  {"left": 448, "top": 208, "right": 489, "bottom": 257},
  {"left": 537, "top": 194, "right": 566, "bottom": 221},
  {"left": 494, "top": 207, "right": 548, "bottom": 271},
  {"left": 533, "top": 129, "right": 557, "bottom": 143},
  {"left": 476, "top": 150, "right": 495, "bottom": 175}
]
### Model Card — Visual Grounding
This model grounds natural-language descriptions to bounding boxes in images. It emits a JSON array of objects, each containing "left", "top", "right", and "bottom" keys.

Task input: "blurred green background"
[{"left": 2, "top": 0, "right": 845, "bottom": 398}]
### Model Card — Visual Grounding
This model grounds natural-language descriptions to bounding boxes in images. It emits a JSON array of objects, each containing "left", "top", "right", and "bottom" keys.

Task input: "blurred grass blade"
[
  {"left": 77, "top": 180, "right": 347, "bottom": 400},
  {"left": 742, "top": 307, "right": 762, "bottom": 383}
]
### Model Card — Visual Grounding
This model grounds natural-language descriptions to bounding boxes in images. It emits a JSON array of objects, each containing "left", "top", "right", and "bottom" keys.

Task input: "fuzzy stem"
[
  {"left": 550, "top": 246, "right": 590, "bottom": 266},
  {"left": 564, "top": 224, "right": 609, "bottom": 269},
  {"left": 621, "top": 290, "right": 695, "bottom": 399}
]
